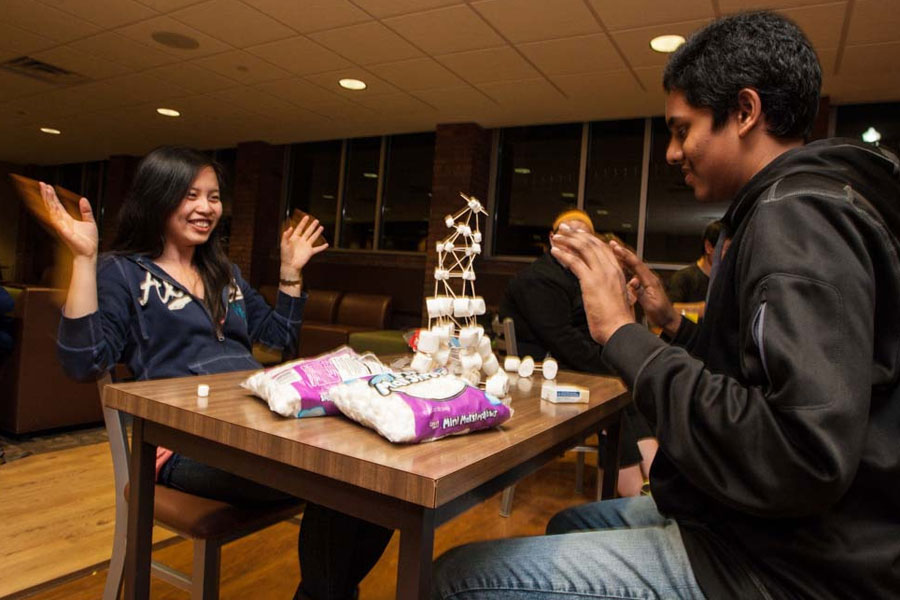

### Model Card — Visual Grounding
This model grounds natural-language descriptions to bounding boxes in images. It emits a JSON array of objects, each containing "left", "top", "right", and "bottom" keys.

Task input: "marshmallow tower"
[{"left": 416, "top": 193, "right": 502, "bottom": 392}]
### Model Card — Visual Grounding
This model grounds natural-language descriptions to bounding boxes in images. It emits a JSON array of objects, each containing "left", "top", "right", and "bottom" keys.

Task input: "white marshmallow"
[
  {"left": 504, "top": 356, "right": 521, "bottom": 372},
  {"left": 418, "top": 329, "right": 440, "bottom": 353},
  {"left": 485, "top": 371, "right": 509, "bottom": 397},
  {"left": 458, "top": 325, "right": 483, "bottom": 348},
  {"left": 541, "top": 379, "right": 557, "bottom": 401},
  {"left": 468, "top": 198, "right": 482, "bottom": 213},
  {"left": 518, "top": 355, "right": 535, "bottom": 378},
  {"left": 426, "top": 297, "right": 441, "bottom": 319},
  {"left": 444, "top": 241, "right": 455, "bottom": 252},
  {"left": 437, "top": 297, "right": 454, "bottom": 317},
  {"left": 410, "top": 352, "right": 434, "bottom": 373},
  {"left": 433, "top": 346, "right": 451, "bottom": 366},
  {"left": 453, "top": 298, "right": 472, "bottom": 317},
  {"left": 471, "top": 296, "right": 486, "bottom": 316},
  {"left": 462, "top": 270, "right": 476, "bottom": 281},
  {"left": 473, "top": 231, "right": 482, "bottom": 243},
  {"left": 459, "top": 350, "right": 483, "bottom": 372},
  {"left": 197, "top": 384, "right": 209, "bottom": 397},
  {"left": 457, "top": 224, "right": 471, "bottom": 236},
  {"left": 444, "top": 215, "right": 455, "bottom": 228},
  {"left": 542, "top": 357, "right": 558, "bottom": 380},
  {"left": 476, "top": 335, "right": 493, "bottom": 358},
  {"left": 482, "top": 353, "right": 499, "bottom": 376},
  {"left": 470, "top": 243, "right": 482, "bottom": 255},
  {"left": 435, "top": 241, "right": 445, "bottom": 253},
  {"left": 433, "top": 267, "right": 449, "bottom": 281},
  {"left": 462, "top": 369, "right": 481, "bottom": 387},
  {"left": 516, "top": 376, "right": 533, "bottom": 393},
  {"left": 433, "top": 323, "right": 452, "bottom": 341}
]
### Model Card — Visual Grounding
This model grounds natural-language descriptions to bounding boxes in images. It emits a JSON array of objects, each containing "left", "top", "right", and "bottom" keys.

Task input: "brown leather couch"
[
  {"left": 0, "top": 285, "right": 102, "bottom": 433},
  {"left": 299, "top": 292, "right": 392, "bottom": 357}
]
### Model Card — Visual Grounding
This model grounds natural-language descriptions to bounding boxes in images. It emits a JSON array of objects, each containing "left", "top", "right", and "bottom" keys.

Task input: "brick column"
[
  {"left": 228, "top": 141, "right": 285, "bottom": 287},
  {"left": 423, "top": 123, "right": 493, "bottom": 324}
]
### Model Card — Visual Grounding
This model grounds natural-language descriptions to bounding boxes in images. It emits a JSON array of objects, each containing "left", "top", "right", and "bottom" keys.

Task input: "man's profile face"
[{"left": 665, "top": 90, "right": 744, "bottom": 203}]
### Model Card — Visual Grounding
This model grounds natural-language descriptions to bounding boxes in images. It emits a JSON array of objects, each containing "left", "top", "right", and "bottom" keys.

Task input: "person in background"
[
  {"left": 433, "top": 11, "right": 900, "bottom": 599},
  {"left": 666, "top": 220, "right": 724, "bottom": 322},
  {"left": 499, "top": 209, "right": 656, "bottom": 497},
  {"left": 41, "top": 146, "right": 391, "bottom": 600}
]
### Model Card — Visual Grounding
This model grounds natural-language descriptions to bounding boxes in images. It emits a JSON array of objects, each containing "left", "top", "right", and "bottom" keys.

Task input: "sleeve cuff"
[
  {"left": 276, "top": 289, "right": 307, "bottom": 323},
  {"left": 57, "top": 310, "right": 101, "bottom": 350},
  {"left": 601, "top": 323, "right": 668, "bottom": 388}
]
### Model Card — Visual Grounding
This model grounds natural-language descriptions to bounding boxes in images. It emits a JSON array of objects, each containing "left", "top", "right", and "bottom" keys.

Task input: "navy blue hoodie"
[{"left": 58, "top": 254, "right": 306, "bottom": 381}]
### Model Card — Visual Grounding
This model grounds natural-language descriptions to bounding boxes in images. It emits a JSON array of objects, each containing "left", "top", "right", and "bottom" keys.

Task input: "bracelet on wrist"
[{"left": 279, "top": 277, "right": 302, "bottom": 286}]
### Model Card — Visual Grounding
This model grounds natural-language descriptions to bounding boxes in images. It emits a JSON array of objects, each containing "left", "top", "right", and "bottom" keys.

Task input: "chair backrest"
[
  {"left": 97, "top": 372, "right": 131, "bottom": 506},
  {"left": 304, "top": 290, "right": 343, "bottom": 323},
  {"left": 336, "top": 293, "right": 392, "bottom": 329}
]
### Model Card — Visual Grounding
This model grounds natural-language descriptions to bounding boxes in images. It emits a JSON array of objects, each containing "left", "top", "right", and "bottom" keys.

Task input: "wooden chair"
[
  {"left": 497, "top": 318, "right": 604, "bottom": 517},
  {"left": 98, "top": 373, "right": 302, "bottom": 599}
]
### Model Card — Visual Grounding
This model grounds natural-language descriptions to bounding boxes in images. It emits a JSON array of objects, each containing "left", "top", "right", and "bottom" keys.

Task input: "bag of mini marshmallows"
[
  {"left": 242, "top": 347, "right": 391, "bottom": 418},
  {"left": 328, "top": 369, "right": 512, "bottom": 443}
]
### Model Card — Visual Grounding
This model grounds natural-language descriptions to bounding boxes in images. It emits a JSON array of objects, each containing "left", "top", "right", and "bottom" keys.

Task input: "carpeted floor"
[{"left": 0, "top": 424, "right": 108, "bottom": 464}]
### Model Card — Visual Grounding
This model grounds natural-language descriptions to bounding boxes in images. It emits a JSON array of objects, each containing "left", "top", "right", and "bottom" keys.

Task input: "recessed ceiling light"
[
  {"left": 157, "top": 108, "right": 181, "bottom": 117},
  {"left": 513, "top": 167, "right": 531, "bottom": 175},
  {"left": 561, "top": 192, "right": 575, "bottom": 198},
  {"left": 650, "top": 34, "right": 685, "bottom": 53},
  {"left": 151, "top": 31, "right": 200, "bottom": 50},
  {"left": 40, "top": 127, "right": 61, "bottom": 135},
  {"left": 339, "top": 78, "right": 367, "bottom": 91},
  {"left": 362, "top": 172, "right": 378, "bottom": 179}
]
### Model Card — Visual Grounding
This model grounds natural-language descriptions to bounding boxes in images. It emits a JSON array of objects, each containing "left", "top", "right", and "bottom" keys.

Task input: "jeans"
[
  {"left": 159, "top": 452, "right": 394, "bottom": 600},
  {"left": 432, "top": 496, "right": 705, "bottom": 599}
]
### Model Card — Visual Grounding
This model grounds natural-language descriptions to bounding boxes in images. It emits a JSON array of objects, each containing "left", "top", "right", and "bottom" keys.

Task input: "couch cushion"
[
  {"left": 304, "top": 290, "right": 342, "bottom": 324},
  {"left": 336, "top": 293, "right": 391, "bottom": 329}
]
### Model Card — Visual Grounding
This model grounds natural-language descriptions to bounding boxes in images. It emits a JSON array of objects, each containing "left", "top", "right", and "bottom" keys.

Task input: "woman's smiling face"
[{"left": 163, "top": 166, "right": 221, "bottom": 250}]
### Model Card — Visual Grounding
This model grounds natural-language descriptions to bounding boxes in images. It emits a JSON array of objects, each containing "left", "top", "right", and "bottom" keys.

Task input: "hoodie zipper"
[{"left": 137, "top": 259, "right": 226, "bottom": 342}]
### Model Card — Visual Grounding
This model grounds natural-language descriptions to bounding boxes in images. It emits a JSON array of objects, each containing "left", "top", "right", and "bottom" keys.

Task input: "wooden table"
[{"left": 104, "top": 368, "right": 630, "bottom": 600}]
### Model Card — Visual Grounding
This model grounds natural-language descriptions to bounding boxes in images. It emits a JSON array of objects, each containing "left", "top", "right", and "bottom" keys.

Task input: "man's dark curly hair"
[{"left": 663, "top": 11, "right": 821, "bottom": 139}]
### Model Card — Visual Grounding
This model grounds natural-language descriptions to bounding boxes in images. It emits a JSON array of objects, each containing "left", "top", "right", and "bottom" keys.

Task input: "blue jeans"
[
  {"left": 160, "top": 452, "right": 393, "bottom": 600},
  {"left": 432, "top": 496, "right": 705, "bottom": 599}
]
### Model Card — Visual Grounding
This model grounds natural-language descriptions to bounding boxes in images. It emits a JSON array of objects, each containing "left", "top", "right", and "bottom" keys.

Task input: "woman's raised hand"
[
  {"left": 280, "top": 215, "right": 329, "bottom": 273},
  {"left": 40, "top": 182, "right": 98, "bottom": 260}
]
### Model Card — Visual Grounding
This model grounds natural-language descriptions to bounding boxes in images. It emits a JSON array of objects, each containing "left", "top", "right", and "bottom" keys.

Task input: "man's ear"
[{"left": 736, "top": 88, "right": 763, "bottom": 138}]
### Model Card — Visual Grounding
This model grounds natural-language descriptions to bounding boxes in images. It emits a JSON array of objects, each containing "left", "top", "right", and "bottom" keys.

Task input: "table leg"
[
  {"left": 396, "top": 508, "right": 435, "bottom": 600},
  {"left": 124, "top": 417, "right": 156, "bottom": 600},
  {"left": 599, "top": 412, "right": 622, "bottom": 501}
]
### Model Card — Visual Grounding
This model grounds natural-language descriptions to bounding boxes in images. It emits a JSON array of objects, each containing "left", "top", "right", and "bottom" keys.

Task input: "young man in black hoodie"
[{"left": 432, "top": 11, "right": 900, "bottom": 600}]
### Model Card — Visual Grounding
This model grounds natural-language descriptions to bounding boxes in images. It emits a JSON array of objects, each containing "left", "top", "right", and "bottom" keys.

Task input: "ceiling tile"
[
  {"left": 350, "top": 92, "right": 436, "bottom": 114},
  {"left": 368, "top": 57, "right": 464, "bottom": 91},
  {"left": 309, "top": 21, "right": 423, "bottom": 65},
  {"left": 70, "top": 32, "right": 179, "bottom": 69},
  {"left": 144, "top": 61, "right": 240, "bottom": 93},
  {"left": 171, "top": 0, "right": 296, "bottom": 47},
  {"left": 209, "top": 85, "right": 301, "bottom": 116},
  {"left": 587, "top": 0, "right": 714, "bottom": 31},
  {"left": 518, "top": 33, "right": 624, "bottom": 76},
  {"left": 104, "top": 72, "right": 192, "bottom": 104},
  {"left": 551, "top": 69, "right": 643, "bottom": 101},
  {"left": 437, "top": 46, "right": 539, "bottom": 83},
  {"left": 255, "top": 77, "right": 347, "bottom": 109},
  {"left": 134, "top": 0, "right": 206, "bottom": 10},
  {"left": 411, "top": 85, "right": 500, "bottom": 116},
  {"left": 246, "top": 36, "right": 352, "bottom": 75},
  {"left": 32, "top": 45, "right": 132, "bottom": 80},
  {"left": 471, "top": 0, "right": 602, "bottom": 43},
  {"left": 351, "top": 0, "right": 463, "bottom": 18},
  {"left": 846, "top": 0, "right": 900, "bottom": 46},
  {"left": 0, "top": 22, "right": 58, "bottom": 55},
  {"left": 116, "top": 16, "right": 232, "bottom": 59},
  {"left": 304, "top": 69, "right": 398, "bottom": 96},
  {"left": 777, "top": 2, "right": 846, "bottom": 50},
  {"left": 719, "top": 0, "right": 846, "bottom": 12},
  {"left": 38, "top": 0, "right": 159, "bottom": 29},
  {"left": 241, "top": 0, "right": 370, "bottom": 33},
  {"left": 477, "top": 77, "right": 567, "bottom": 106},
  {"left": 4, "top": 0, "right": 101, "bottom": 44},
  {"left": 839, "top": 40, "right": 900, "bottom": 75},
  {"left": 0, "top": 72, "right": 58, "bottom": 103},
  {"left": 384, "top": 5, "right": 505, "bottom": 54},
  {"left": 610, "top": 18, "right": 711, "bottom": 69},
  {"left": 192, "top": 49, "right": 292, "bottom": 84}
]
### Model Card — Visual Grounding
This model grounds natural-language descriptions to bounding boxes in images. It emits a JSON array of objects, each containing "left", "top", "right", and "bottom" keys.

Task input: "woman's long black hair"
[{"left": 111, "top": 146, "right": 232, "bottom": 327}]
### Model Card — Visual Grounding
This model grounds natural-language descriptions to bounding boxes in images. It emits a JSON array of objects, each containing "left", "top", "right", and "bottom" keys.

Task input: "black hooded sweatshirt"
[{"left": 601, "top": 139, "right": 900, "bottom": 599}]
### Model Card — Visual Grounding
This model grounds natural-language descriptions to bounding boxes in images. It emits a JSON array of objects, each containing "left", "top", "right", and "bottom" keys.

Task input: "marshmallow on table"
[
  {"left": 485, "top": 371, "right": 509, "bottom": 397},
  {"left": 541, "top": 357, "right": 558, "bottom": 380},
  {"left": 517, "top": 355, "right": 535, "bottom": 378},
  {"left": 197, "top": 384, "right": 209, "bottom": 397},
  {"left": 516, "top": 376, "right": 533, "bottom": 393},
  {"left": 504, "top": 355, "right": 521, "bottom": 372}
]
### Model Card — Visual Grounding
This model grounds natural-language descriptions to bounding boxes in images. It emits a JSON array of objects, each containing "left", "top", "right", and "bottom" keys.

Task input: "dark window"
[
  {"left": 836, "top": 102, "right": 900, "bottom": 153},
  {"left": 493, "top": 123, "right": 582, "bottom": 256},
  {"left": 212, "top": 148, "right": 236, "bottom": 252},
  {"left": 340, "top": 137, "right": 380, "bottom": 250},
  {"left": 380, "top": 132, "right": 434, "bottom": 252},
  {"left": 643, "top": 117, "right": 728, "bottom": 264},
  {"left": 288, "top": 141, "right": 342, "bottom": 246},
  {"left": 583, "top": 119, "right": 644, "bottom": 249}
]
